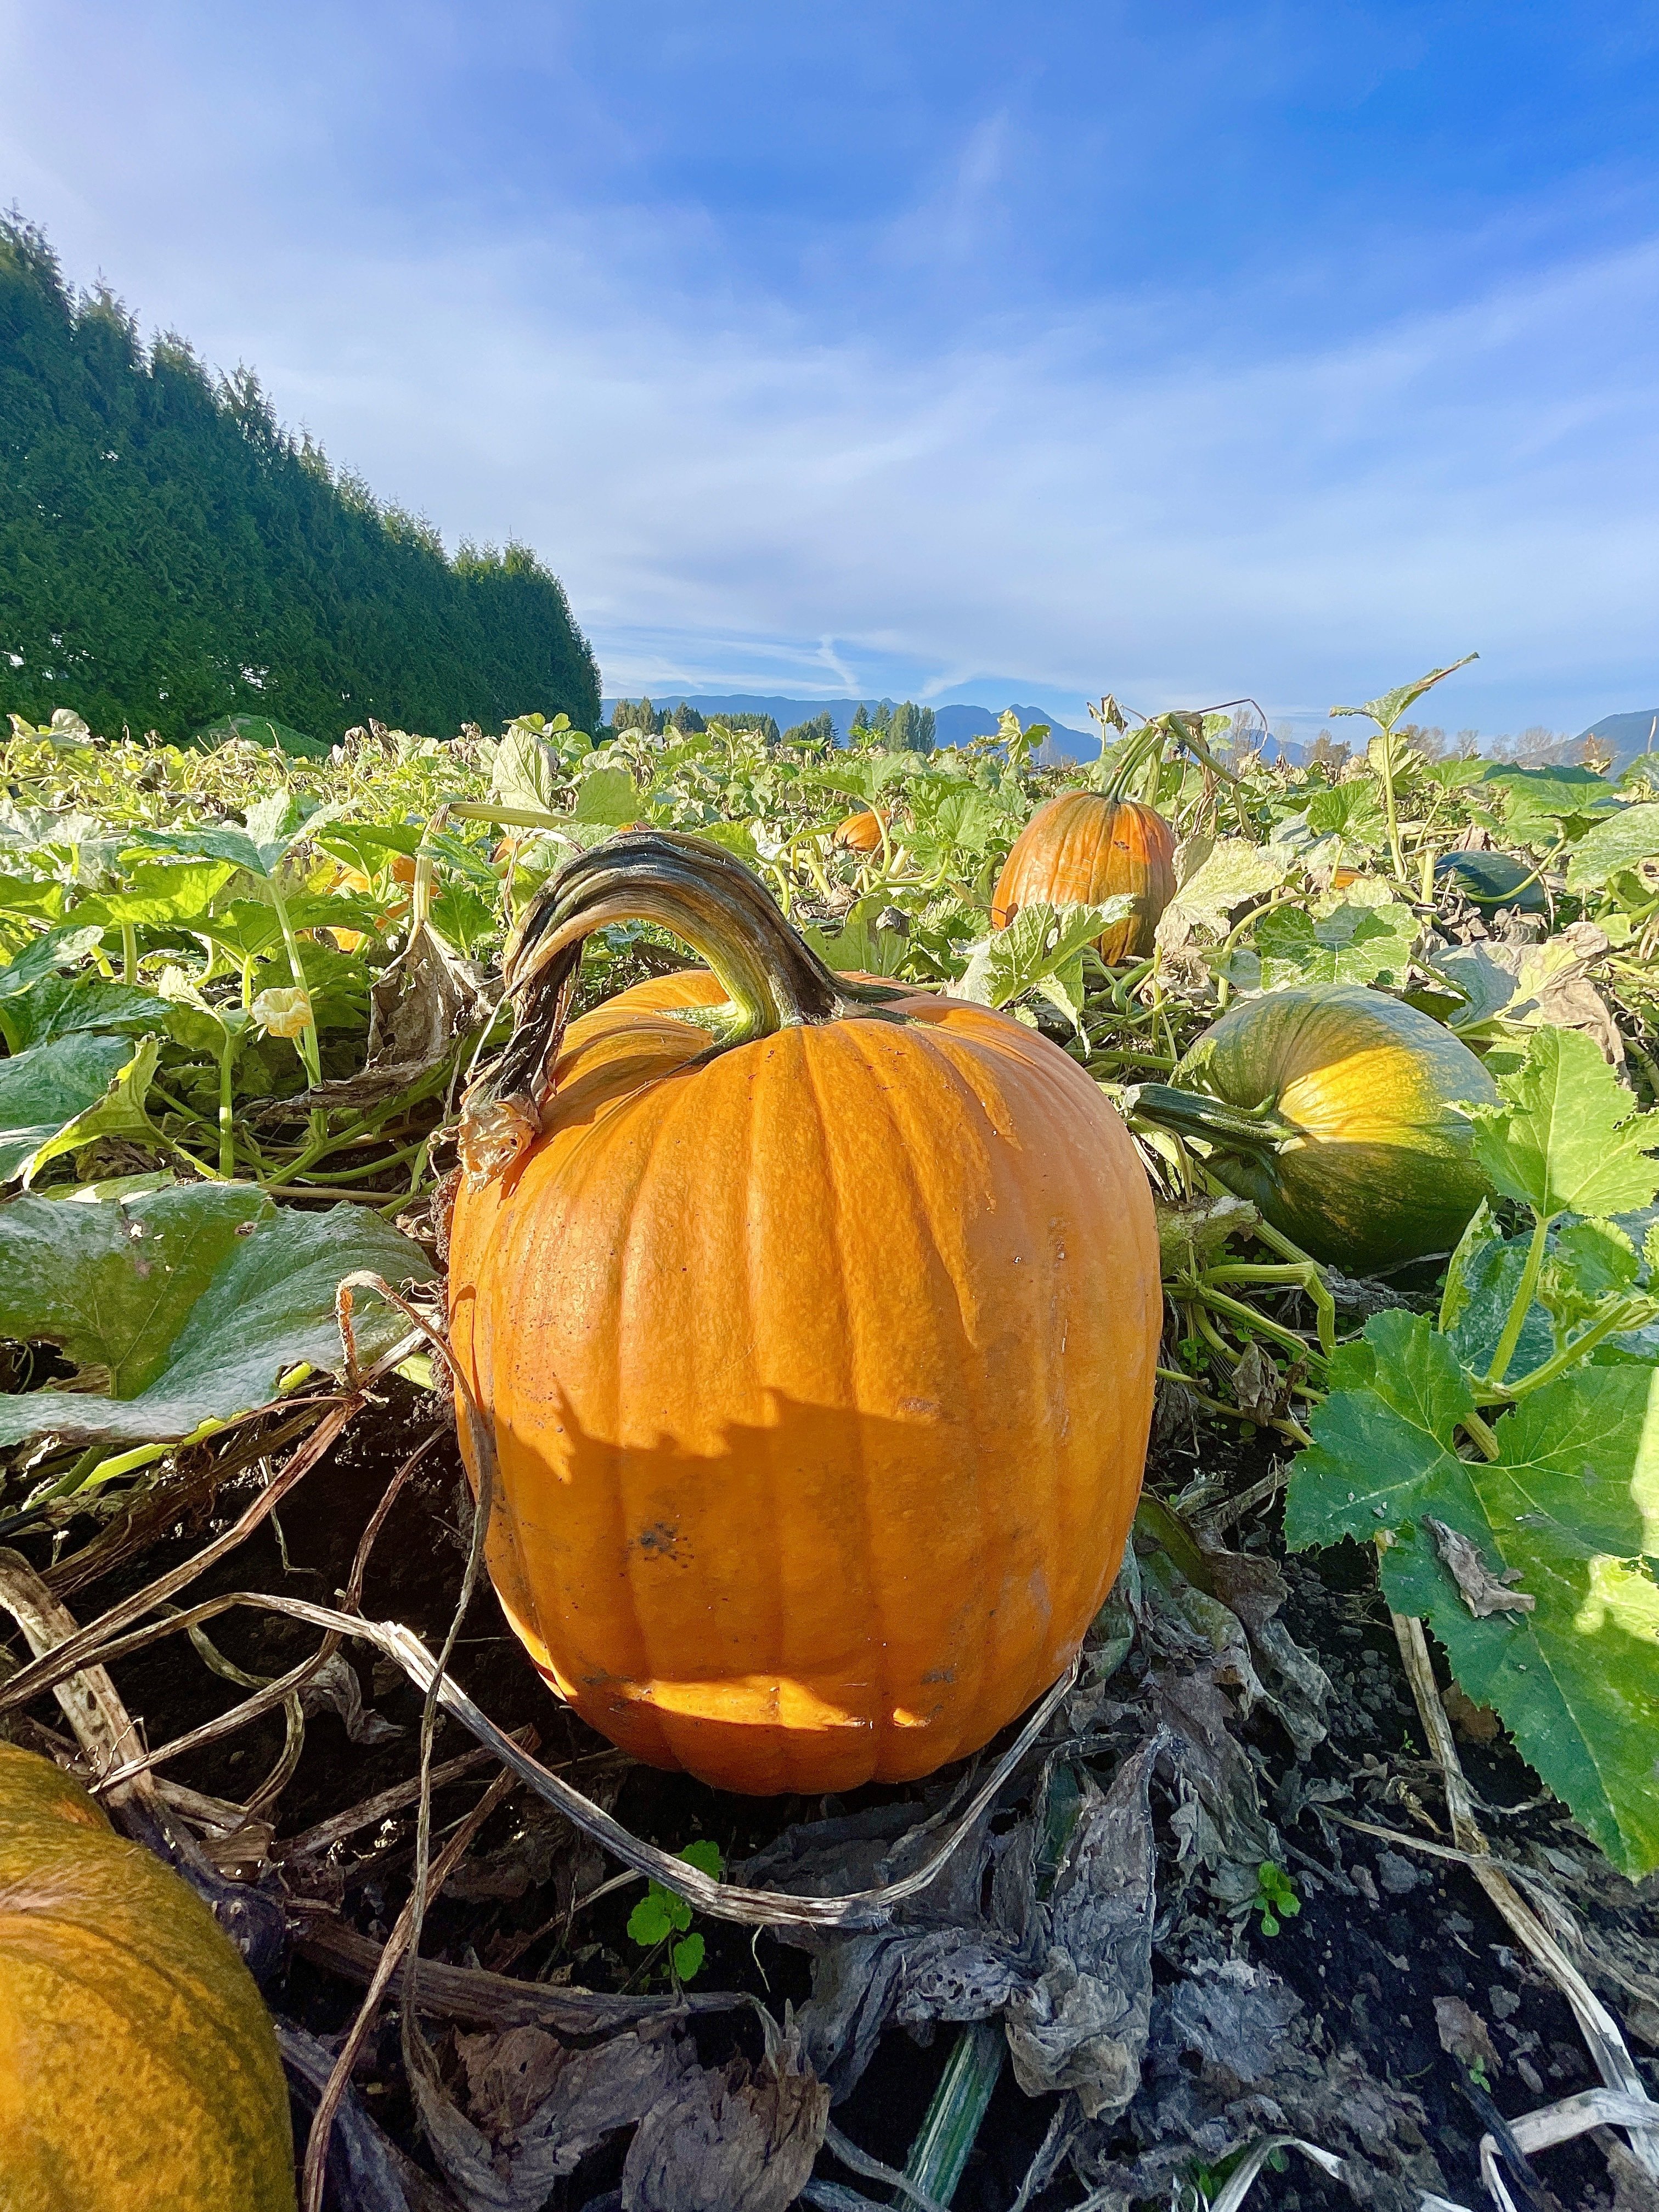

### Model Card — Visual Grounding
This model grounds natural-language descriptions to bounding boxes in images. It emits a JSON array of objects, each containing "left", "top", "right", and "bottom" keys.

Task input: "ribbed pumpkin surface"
[
  {"left": 0, "top": 1744, "right": 294, "bottom": 2211},
  {"left": 1181, "top": 984, "right": 1499, "bottom": 1272},
  {"left": 831, "top": 808, "right": 885, "bottom": 853},
  {"left": 450, "top": 970, "right": 1159, "bottom": 1796},
  {"left": 991, "top": 793, "right": 1176, "bottom": 966}
]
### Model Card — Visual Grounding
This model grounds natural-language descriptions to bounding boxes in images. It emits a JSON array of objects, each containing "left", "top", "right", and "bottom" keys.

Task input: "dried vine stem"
[
  {"left": 301, "top": 1751, "right": 528, "bottom": 2212},
  {"left": 5, "top": 1579, "right": 1077, "bottom": 1931},
  {"left": 1390, "top": 1608, "right": 1659, "bottom": 2182},
  {"left": 0, "top": 1315, "right": 421, "bottom": 1723}
]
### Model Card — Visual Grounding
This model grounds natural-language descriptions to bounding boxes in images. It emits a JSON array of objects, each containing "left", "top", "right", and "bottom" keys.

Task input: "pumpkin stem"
[
  {"left": 1124, "top": 1081, "right": 1302, "bottom": 1159},
  {"left": 459, "top": 831, "right": 904, "bottom": 1184}
]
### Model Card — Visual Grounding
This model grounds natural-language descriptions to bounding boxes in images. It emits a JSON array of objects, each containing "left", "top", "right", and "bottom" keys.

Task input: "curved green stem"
[
  {"left": 1486, "top": 1209, "right": 1551, "bottom": 1388},
  {"left": 1481, "top": 1293, "right": 1656, "bottom": 1405},
  {"left": 1127, "top": 1081, "right": 1302, "bottom": 1158},
  {"left": 1196, "top": 1283, "right": 1328, "bottom": 1368},
  {"left": 460, "top": 830, "right": 906, "bottom": 1184},
  {"left": 1205, "top": 1260, "right": 1336, "bottom": 1357}
]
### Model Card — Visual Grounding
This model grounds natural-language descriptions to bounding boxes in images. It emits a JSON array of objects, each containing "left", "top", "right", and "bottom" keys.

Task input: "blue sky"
[{"left": 3, "top": 2, "right": 1657, "bottom": 738}]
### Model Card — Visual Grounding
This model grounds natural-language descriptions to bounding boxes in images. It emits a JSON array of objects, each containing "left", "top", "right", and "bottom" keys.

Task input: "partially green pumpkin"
[
  {"left": 1128, "top": 984, "right": 1499, "bottom": 1273},
  {"left": 0, "top": 1741, "right": 295, "bottom": 2211}
]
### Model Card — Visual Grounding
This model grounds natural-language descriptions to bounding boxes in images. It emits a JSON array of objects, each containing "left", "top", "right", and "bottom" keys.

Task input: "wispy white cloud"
[{"left": 3, "top": 2, "right": 1656, "bottom": 736}]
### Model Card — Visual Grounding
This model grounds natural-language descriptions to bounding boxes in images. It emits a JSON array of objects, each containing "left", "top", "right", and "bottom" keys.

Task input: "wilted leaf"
[
  {"left": 621, "top": 2030, "right": 829, "bottom": 2212},
  {"left": 1005, "top": 1736, "right": 1159, "bottom": 2120},
  {"left": 411, "top": 2021, "right": 693, "bottom": 2212},
  {"left": 1435, "top": 922, "right": 1623, "bottom": 1063},
  {"left": 1421, "top": 1516, "right": 1535, "bottom": 1617},
  {"left": 0, "top": 1182, "right": 436, "bottom": 1444}
]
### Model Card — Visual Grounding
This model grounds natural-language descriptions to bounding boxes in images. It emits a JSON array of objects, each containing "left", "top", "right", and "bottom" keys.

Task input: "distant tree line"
[
  {"left": 850, "top": 699, "right": 934, "bottom": 752},
  {"left": 608, "top": 697, "right": 941, "bottom": 755},
  {"left": 0, "top": 217, "right": 600, "bottom": 745}
]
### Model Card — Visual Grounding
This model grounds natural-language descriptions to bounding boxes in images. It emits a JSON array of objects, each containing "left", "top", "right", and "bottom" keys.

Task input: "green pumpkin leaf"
[
  {"left": 1158, "top": 838, "right": 1296, "bottom": 943},
  {"left": 131, "top": 793, "right": 340, "bottom": 879},
  {"left": 1328, "top": 653, "right": 1479, "bottom": 736},
  {"left": 670, "top": 1933, "right": 706, "bottom": 1982},
  {"left": 1464, "top": 1026, "right": 1659, "bottom": 1222},
  {"left": 1253, "top": 900, "right": 1418, "bottom": 990},
  {"left": 19, "top": 1032, "right": 162, "bottom": 1190},
  {"left": 0, "top": 978, "right": 163, "bottom": 1053},
  {"left": 677, "top": 1838, "right": 723, "bottom": 1880},
  {"left": 0, "top": 1031, "right": 161, "bottom": 1187},
  {"left": 1285, "top": 1312, "right": 1475, "bottom": 1551},
  {"left": 1302, "top": 781, "right": 1383, "bottom": 842},
  {"left": 1479, "top": 764, "right": 1620, "bottom": 844},
  {"left": 571, "top": 766, "right": 644, "bottom": 825},
  {"left": 804, "top": 892, "right": 914, "bottom": 979},
  {"left": 806, "top": 752, "right": 916, "bottom": 807},
  {"left": 957, "top": 900, "right": 1129, "bottom": 1020},
  {"left": 1565, "top": 803, "right": 1659, "bottom": 891},
  {"left": 490, "top": 724, "right": 563, "bottom": 815},
  {"left": 0, "top": 1183, "right": 436, "bottom": 1446},
  {"left": 70, "top": 860, "right": 239, "bottom": 930},
  {"left": 0, "top": 926, "right": 104, "bottom": 998},
  {"left": 1288, "top": 1318, "right": 1659, "bottom": 1874},
  {"left": 1441, "top": 1210, "right": 1555, "bottom": 1378}
]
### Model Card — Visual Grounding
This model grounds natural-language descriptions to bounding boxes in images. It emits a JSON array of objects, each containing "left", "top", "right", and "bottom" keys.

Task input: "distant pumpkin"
[
  {"left": 327, "top": 852, "right": 419, "bottom": 949},
  {"left": 991, "top": 793, "right": 1176, "bottom": 966},
  {"left": 831, "top": 808, "right": 886, "bottom": 853}
]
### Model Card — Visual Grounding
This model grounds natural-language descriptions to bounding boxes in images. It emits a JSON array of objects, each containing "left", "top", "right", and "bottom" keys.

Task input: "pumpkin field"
[{"left": 5, "top": 670, "right": 1659, "bottom": 2212}]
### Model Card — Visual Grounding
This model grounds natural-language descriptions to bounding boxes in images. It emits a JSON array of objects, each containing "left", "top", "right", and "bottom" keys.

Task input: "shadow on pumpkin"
[{"left": 462, "top": 1375, "right": 1137, "bottom": 1799}]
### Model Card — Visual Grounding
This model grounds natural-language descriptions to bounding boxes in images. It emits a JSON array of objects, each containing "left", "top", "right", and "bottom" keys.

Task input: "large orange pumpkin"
[
  {"left": 448, "top": 831, "right": 1159, "bottom": 1796},
  {"left": 991, "top": 793, "right": 1176, "bottom": 966},
  {"left": 0, "top": 1742, "right": 295, "bottom": 2209}
]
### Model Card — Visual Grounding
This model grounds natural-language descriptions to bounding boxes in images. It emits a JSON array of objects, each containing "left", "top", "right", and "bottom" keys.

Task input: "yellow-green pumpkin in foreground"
[
  {"left": 1129, "top": 983, "right": 1499, "bottom": 1272},
  {"left": 0, "top": 1741, "right": 294, "bottom": 2211}
]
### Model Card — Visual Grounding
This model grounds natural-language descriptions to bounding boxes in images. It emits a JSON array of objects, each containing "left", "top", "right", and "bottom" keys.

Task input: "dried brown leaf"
[
  {"left": 620, "top": 2028, "right": 829, "bottom": 2212},
  {"left": 1424, "top": 1516, "right": 1537, "bottom": 1617}
]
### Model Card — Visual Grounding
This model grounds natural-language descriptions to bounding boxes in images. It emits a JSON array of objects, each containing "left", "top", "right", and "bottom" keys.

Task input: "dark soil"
[{"left": 8, "top": 1385, "right": 1658, "bottom": 2212}]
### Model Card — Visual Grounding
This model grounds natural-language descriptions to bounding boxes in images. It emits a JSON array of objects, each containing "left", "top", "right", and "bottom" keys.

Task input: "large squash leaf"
[
  {"left": 1286, "top": 1310, "right": 1659, "bottom": 1876},
  {"left": 0, "top": 1182, "right": 437, "bottom": 1446},
  {"left": 0, "top": 1031, "right": 156, "bottom": 1185}
]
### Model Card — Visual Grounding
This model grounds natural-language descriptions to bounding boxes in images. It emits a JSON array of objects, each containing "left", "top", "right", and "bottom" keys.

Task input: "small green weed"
[
  {"left": 1250, "top": 1859, "right": 1301, "bottom": 1937},
  {"left": 627, "top": 1839, "right": 723, "bottom": 1983}
]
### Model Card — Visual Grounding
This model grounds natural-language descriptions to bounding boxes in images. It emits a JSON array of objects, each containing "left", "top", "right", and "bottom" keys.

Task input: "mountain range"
[{"left": 602, "top": 693, "right": 1095, "bottom": 757}]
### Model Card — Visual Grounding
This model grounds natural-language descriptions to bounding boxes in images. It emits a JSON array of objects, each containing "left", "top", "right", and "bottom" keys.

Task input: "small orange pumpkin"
[
  {"left": 327, "top": 853, "right": 419, "bottom": 949},
  {"left": 830, "top": 807, "right": 885, "bottom": 853},
  {"left": 0, "top": 1742, "right": 294, "bottom": 2208},
  {"left": 448, "top": 832, "right": 1159, "bottom": 1796},
  {"left": 991, "top": 792, "right": 1176, "bottom": 966}
]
